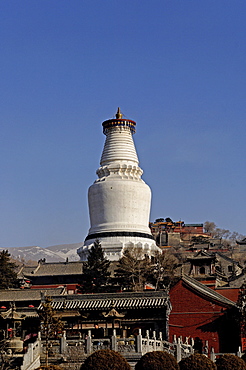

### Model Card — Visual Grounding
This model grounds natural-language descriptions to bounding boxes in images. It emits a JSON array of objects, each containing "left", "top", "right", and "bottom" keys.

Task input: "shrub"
[
  {"left": 216, "top": 354, "right": 246, "bottom": 370},
  {"left": 80, "top": 349, "right": 131, "bottom": 370},
  {"left": 179, "top": 354, "right": 216, "bottom": 370},
  {"left": 135, "top": 351, "right": 179, "bottom": 370}
]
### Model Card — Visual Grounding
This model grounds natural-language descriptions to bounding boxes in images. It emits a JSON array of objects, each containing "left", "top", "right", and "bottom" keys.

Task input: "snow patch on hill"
[{"left": 0, "top": 243, "right": 83, "bottom": 263}]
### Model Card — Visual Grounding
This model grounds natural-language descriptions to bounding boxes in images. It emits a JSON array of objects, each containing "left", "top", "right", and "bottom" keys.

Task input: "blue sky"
[{"left": 1, "top": 0, "right": 246, "bottom": 248}]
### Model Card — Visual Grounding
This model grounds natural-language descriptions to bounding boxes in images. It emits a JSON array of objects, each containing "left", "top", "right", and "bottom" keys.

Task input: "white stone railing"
[
  {"left": 21, "top": 334, "right": 41, "bottom": 370},
  {"left": 25, "top": 331, "right": 245, "bottom": 366},
  {"left": 210, "top": 346, "right": 244, "bottom": 362},
  {"left": 60, "top": 329, "right": 194, "bottom": 362}
]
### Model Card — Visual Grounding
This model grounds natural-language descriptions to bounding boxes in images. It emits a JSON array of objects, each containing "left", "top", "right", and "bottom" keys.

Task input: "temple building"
[
  {"left": 169, "top": 274, "right": 240, "bottom": 353},
  {"left": 78, "top": 109, "right": 160, "bottom": 261}
]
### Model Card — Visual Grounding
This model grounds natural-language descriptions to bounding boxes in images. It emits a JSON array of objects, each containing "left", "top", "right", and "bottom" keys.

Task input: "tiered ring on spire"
[{"left": 102, "top": 108, "right": 136, "bottom": 134}]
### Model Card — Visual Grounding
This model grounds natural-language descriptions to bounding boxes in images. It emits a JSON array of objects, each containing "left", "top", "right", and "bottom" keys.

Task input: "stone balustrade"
[
  {"left": 21, "top": 333, "right": 41, "bottom": 370},
  {"left": 56, "top": 329, "right": 194, "bottom": 362},
  {"left": 21, "top": 330, "right": 245, "bottom": 370}
]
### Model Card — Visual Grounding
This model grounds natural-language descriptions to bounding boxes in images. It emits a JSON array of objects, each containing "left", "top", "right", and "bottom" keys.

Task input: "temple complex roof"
[
  {"left": 0, "top": 287, "right": 66, "bottom": 302},
  {"left": 19, "top": 261, "right": 83, "bottom": 277},
  {"left": 40, "top": 291, "right": 169, "bottom": 311}
]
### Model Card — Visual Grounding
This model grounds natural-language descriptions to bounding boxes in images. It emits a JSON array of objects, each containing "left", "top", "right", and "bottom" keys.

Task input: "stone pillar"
[
  {"left": 176, "top": 337, "right": 182, "bottom": 362},
  {"left": 210, "top": 347, "right": 215, "bottom": 362},
  {"left": 153, "top": 331, "right": 156, "bottom": 351},
  {"left": 203, "top": 340, "right": 209, "bottom": 356},
  {"left": 146, "top": 330, "right": 150, "bottom": 353},
  {"left": 86, "top": 330, "right": 92, "bottom": 354},
  {"left": 111, "top": 329, "right": 117, "bottom": 351},
  {"left": 191, "top": 338, "right": 194, "bottom": 354},
  {"left": 60, "top": 331, "right": 66, "bottom": 354},
  {"left": 136, "top": 329, "right": 143, "bottom": 354},
  {"left": 158, "top": 332, "right": 163, "bottom": 351},
  {"left": 29, "top": 343, "right": 34, "bottom": 362}
]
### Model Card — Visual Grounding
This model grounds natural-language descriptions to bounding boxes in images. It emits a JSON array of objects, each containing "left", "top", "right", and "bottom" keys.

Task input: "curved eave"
[
  {"left": 182, "top": 274, "right": 236, "bottom": 308},
  {"left": 38, "top": 291, "right": 169, "bottom": 311}
]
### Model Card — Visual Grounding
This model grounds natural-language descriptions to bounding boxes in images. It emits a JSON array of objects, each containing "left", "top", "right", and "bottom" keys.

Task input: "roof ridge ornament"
[{"left": 115, "top": 107, "right": 123, "bottom": 119}]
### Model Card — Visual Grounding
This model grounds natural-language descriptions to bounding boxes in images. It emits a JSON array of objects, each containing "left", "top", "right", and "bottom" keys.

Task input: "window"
[
  {"left": 199, "top": 267, "right": 205, "bottom": 274},
  {"left": 228, "top": 265, "right": 233, "bottom": 273}
]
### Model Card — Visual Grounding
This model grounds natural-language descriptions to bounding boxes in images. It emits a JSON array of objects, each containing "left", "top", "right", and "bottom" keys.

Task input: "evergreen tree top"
[{"left": 0, "top": 250, "right": 19, "bottom": 289}]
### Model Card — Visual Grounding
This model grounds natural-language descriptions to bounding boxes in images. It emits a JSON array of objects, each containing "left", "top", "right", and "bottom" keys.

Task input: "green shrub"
[
  {"left": 216, "top": 354, "right": 246, "bottom": 370},
  {"left": 81, "top": 349, "right": 131, "bottom": 370},
  {"left": 179, "top": 354, "right": 216, "bottom": 370},
  {"left": 135, "top": 351, "right": 179, "bottom": 370}
]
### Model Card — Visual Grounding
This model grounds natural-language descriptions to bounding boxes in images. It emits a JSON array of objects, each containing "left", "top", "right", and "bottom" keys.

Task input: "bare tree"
[
  {"left": 203, "top": 221, "right": 217, "bottom": 235},
  {"left": 148, "top": 251, "right": 179, "bottom": 290},
  {"left": 204, "top": 221, "right": 246, "bottom": 248},
  {"left": 115, "top": 247, "right": 151, "bottom": 291},
  {"left": 38, "top": 297, "right": 64, "bottom": 369},
  {"left": 115, "top": 247, "right": 179, "bottom": 291}
]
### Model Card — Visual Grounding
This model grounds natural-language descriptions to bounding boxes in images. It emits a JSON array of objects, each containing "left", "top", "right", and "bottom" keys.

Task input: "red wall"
[
  {"left": 215, "top": 288, "right": 239, "bottom": 303},
  {"left": 169, "top": 280, "right": 239, "bottom": 353}
]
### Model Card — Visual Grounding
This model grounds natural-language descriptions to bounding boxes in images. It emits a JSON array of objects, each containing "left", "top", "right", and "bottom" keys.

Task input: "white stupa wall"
[{"left": 88, "top": 179, "right": 152, "bottom": 235}]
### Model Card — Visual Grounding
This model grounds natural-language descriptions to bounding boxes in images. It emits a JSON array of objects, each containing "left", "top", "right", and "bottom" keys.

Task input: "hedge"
[
  {"left": 135, "top": 351, "right": 179, "bottom": 370},
  {"left": 80, "top": 349, "right": 131, "bottom": 370},
  {"left": 179, "top": 354, "right": 216, "bottom": 370}
]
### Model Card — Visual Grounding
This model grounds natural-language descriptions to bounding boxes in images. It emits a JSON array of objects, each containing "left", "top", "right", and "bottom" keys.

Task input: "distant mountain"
[
  {"left": 1, "top": 243, "right": 83, "bottom": 263},
  {"left": 46, "top": 243, "right": 83, "bottom": 261}
]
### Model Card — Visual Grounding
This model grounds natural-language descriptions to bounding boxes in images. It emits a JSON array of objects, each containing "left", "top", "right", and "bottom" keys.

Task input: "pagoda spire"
[{"left": 116, "top": 107, "right": 123, "bottom": 119}]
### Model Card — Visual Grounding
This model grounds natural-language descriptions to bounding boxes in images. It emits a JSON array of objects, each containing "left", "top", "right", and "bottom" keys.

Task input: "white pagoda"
[{"left": 78, "top": 108, "right": 160, "bottom": 261}]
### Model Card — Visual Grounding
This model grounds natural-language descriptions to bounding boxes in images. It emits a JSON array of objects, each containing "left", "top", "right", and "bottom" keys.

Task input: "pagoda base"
[{"left": 77, "top": 235, "right": 161, "bottom": 261}]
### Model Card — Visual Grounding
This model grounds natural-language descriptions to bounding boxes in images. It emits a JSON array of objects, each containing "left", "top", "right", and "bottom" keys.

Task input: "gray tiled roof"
[
  {"left": 20, "top": 261, "right": 83, "bottom": 277},
  {"left": 182, "top": 274, "right": 236, "bottom": 307},
  {"left": 19, "top": 309, "right": 39, "bottom": 318},
  {"left": 0, "top": 287, "right": 66, "bottom": 302},
  {"left": 0, "top": 308, "right": 39, "bottom": 319},
  {"left": 40, "top": 291, "right": 169, "bottom": 311},
  {"left": 216, "top": 251, "right": 241, "bottom": 266},
  {"left": 17, "top": 266, "right": 36, "bottom": 276}
]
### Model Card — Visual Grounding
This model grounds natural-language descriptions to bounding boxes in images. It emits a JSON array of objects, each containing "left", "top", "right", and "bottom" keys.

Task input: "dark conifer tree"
[
  {"left": 79, "top": 240, "right": 111, "bottom": 293},
  {"left": 0, "top": 250, "right": 19, "bottom": 289}
]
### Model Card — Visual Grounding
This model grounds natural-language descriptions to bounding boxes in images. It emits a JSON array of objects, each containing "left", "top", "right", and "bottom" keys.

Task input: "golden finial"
[{"left": 116, "top": 107, "right": 123, "bottom": 119}]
